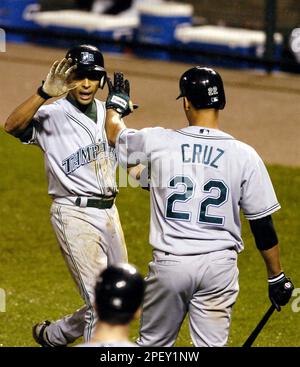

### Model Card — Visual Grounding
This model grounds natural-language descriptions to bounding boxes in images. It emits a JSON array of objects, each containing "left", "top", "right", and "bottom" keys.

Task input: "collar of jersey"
[
  {"left": 66, "top": 94, "right": 98, "bottom": 124},
  {"left": 177, "top": 126, "right": 235, "bottom": 140}
]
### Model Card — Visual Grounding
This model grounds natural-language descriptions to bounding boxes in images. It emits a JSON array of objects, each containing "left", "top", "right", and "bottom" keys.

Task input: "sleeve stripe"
[{"left": 244, "top": 203, "right": 281, "bottom": 220}]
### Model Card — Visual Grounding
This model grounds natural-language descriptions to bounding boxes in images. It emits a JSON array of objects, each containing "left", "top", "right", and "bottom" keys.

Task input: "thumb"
[{"left": 128, "top": 100, "right": 134, "bottom": 112}]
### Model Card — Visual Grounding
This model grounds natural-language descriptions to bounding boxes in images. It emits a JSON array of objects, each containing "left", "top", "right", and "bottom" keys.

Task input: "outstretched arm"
[
  {"left": 4, "top": 58, "right": 77, "bottom": 136},
  {"left": 105, "top": 72, "right": 148, "bottom": 186},
  {"left": 105, "top": 72, "right": 137, "bottom": 146},
  {"left": 105, "top": 109, "right": 126, "bottom": 147},
  {"left": 5, "top": 94, "right": 46, "bottom": 136},
  {"left": 106, "top": 109, "right": 147, "bottom": 186}
]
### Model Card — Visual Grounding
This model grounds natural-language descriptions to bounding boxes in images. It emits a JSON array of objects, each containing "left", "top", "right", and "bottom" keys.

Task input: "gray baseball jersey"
[
  {"left": 117, "top": 125, "right": 280, "bottom": 255},
  {"left": 22, "top": 96, "right": 118, "bottom": 198},
  {"left": 20, "top": 96, "right": 127, "bottom": 345},
  {"left": 117, "top": 124, "right": 279, "bottom": 347}
]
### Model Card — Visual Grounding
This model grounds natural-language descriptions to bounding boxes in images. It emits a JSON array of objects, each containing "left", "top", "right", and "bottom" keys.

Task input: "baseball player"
[
  {"left": 78, "top": 263, "right": 145, "bottom": 347},
  {"left": 104, "top": 69, "right": 294, "bottom": 347},
  {"left": 4, "top": 45, "right": 128, "bottom": 347}
]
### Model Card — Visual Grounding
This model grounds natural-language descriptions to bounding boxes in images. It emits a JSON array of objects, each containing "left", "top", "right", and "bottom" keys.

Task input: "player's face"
[{"left": 68, "top": 71, "right": 100, "bottom": 105}]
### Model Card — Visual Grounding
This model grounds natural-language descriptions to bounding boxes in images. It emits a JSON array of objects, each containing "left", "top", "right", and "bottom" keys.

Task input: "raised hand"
[
  {"left": 42, "top": 58, "right": 78, "bottom": 97},
  {"left": 106, "top": 72, "right": 138, "bottom": 117}
]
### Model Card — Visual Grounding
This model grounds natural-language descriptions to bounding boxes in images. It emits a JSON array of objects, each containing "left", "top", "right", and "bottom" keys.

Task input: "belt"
[{"left": 75, "top": 196, "right": 115, "bottom": 209}]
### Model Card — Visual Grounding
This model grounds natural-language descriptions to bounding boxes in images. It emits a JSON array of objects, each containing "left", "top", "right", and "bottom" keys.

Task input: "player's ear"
[
  {"left": 183, "top": 97, "right": 190, "bottom": 111},
  {"left": 133, "top": 307, "right": 142, "bottom": 320}
]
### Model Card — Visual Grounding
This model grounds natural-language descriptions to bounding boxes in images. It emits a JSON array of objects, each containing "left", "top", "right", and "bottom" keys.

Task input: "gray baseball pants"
[
  {"left": 137, "top": 248, "right": 239, "bottom": 347},
  {"left": 43, "top": 202, "right": 127, "bottom": 346}
]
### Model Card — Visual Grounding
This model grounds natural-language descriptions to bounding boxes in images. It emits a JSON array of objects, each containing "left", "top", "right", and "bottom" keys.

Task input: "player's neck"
[
  {"left": 67, "top": 93, "right": 91, "bottom": 111},
  {"left": 188, "top": 108, "right": 219, "bottom": 129},
  {"left": 90, "top": 321, "right": 130, "bottom": 343},
  {"left": 66, "top": 94, "right": 97, "bottom": 123}
]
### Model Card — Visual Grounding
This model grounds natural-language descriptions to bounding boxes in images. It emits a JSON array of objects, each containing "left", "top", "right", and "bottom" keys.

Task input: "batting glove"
[
  {"left": 268, "top": 272, "right": 294, "bottom": 311},
  {"left": 40, "top": 58, "right": 78, "bottom": 98},
  {"left": 106, "top": 72, "right": 138, "bottom": 117}
]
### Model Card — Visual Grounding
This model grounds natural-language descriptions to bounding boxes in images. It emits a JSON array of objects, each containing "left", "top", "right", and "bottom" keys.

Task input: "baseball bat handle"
[{"left": 242, "top": 304, "right": 276, "bottom": 347}]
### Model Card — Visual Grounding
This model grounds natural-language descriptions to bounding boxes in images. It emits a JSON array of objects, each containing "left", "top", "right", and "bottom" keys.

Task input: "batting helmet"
[
  {"left": 65, "top": 44, "right": 107, "bottom": 88},
  {"left": 176, "top": 66, "right": 226, "bottom": 110},
  {"left": 95, "top": 264, "right": 145, "bottom": 317}
]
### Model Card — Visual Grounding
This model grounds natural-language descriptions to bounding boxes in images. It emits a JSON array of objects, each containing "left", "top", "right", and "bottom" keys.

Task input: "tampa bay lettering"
[{"left": 62, "top": 142, "right": 116, "bottom": 174}]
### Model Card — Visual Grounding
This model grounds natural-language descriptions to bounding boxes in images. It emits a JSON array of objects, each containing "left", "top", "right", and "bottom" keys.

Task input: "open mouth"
[{"left": 79, "top": 91, "right": 93, "bottom": 100}]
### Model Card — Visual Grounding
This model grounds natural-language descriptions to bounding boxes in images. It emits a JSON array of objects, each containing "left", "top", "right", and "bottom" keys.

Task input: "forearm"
[
  {"left": 249, "top": 216, "right": 282, "bottom": 277},
  {"left": 4, "top": 93, "right": 46, "bottom": 136},
  {"left": 105, "top": 109, "right": 126, "bottom": 146},
  {"left": 260, "top": 244, "right": 282, "bottom": 278}
]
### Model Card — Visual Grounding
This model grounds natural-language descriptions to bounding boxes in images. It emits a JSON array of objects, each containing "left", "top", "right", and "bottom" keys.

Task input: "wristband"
[
  {"left": 37, "top": 84, "right": 52, "bottom": 100},
  {"left": 268, "top": 272, "right": 285, "bottom": 284}
]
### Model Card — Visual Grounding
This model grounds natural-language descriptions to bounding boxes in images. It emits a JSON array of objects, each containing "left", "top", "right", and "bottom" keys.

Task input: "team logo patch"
[{"left": 80, "top": 52, "right": 95, "bottom": 64}]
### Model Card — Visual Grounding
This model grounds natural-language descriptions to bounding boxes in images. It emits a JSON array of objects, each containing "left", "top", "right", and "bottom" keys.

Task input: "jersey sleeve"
[
  {"left": 240, "top": 149, "right": 280, "bottom": 220},
  {"left": 116, "top": 127, "right": 152, "bottom": 168},
  {"left": 17, "top": 120, "right": 37, "bottom": 144},
  {"left": 17, "top": 106, "right": 49, "bottom": 147}
]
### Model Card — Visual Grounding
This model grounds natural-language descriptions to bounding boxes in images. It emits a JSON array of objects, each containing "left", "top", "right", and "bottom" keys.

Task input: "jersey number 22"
[{"left": 165, "top": 175, "right": 228, "bottom": 225}]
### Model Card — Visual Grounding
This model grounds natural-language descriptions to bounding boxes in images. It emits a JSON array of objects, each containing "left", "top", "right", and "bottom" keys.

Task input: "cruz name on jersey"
[{"left": 181, "top": 143, "right": 225, "bottom": 168}]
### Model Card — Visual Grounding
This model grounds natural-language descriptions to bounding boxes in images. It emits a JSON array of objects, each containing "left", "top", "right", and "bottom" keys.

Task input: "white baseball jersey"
[
  {"left": 117, "top": 125, "right": 280, "bottom": 255},
  {"left": 20, "top": 97, "right": 118, "bottom": 198}
]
